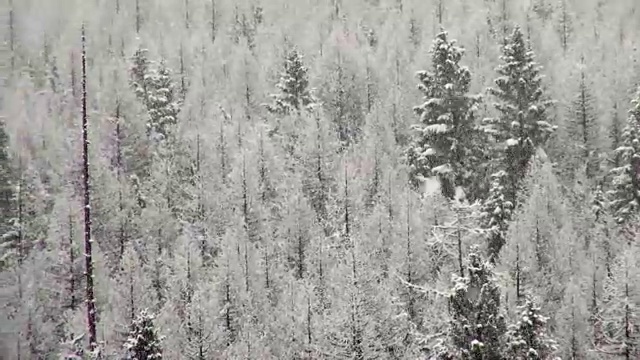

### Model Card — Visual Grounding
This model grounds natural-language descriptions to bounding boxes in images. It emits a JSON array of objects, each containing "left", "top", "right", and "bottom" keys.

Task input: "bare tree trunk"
[
  {"left": 184, "top": 0, "right": 190, "bottom": 29},
  {"left": 135, "top": 0, "right": 141, "bottom": 34},
  {"left": 211, "top": 0, "right": 217, "bottom": 43},
  {"left": 81, "top": 24, "right": 98, "bottom": 351},
  {"left": 69, "top": 212, "right": 77, "bottom": 310},
  {"left": 9, "top": 0, "right": 15, "bottom": 74},
  {"left": 16, "top": 157, "right": 23, "bottom": 360},
  {"left": 115, "top": 102, "right": 126, "bottom": 261}
]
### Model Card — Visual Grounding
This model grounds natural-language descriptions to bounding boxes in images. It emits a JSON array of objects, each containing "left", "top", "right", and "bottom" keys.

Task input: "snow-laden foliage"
[
  {"left": 130, "top": 49, "right": 181, "bottom": 143},
  {"left": 407, "top": 30, "right": 485, "bottom": 201},
  {"left": 607, "top": 88, "right": 640, "bottom": 224},
  {"left": 595, "top": 249, "right": 639, "bottom": 358},
  {"left": 125, "top": 309, "right": 164, "bottom": 360},
  {"left": 265, "top": 47, "right": 316, "bottom": 116},
  {"left": 505, "top": 298, "right": 560, "bottom": 359},
  {"left": 445, "top": 245, "right": 506, "bottom": 359},
  {"left": 484, "top": 26, "right": 555, "bottom": 205},
  {"left": 479, "top": 170, "right": 513, "bottom": 262}
]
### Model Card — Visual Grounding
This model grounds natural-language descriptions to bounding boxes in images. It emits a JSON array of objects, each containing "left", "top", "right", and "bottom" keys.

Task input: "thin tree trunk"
[
  {"left": 211, "top": 0, "right": 216, "bottom": 43},
  {"left": 9, "top": 0, "right": 15, "bottom": 74},
  {"left": 135, "top": 0, "right": 141, "bottom": 34},
  {"left": 81, "top": 24, "right": 98, "bottom": 351},
  {"left": 69, "top": 212, "right": 77, "bottom": 310}
]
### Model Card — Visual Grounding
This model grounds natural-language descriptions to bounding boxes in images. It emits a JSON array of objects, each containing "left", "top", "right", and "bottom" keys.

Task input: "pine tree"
[
  {"left": 265, "top": 48, "right": 315, "bottom": 117},
  {"left": 596, "top": 247, "right": 639, "bottom": 359},
  {"left": 145, "top": 60, "right": 180, "bottom": 143},
  {"left": 130, "top": 51, "right": 181, "bottom": 143},
  {"left": 480, "top": 170, "right": 513, "bottom": 262},
  {"left": 446, "top": 245, "right": 507, "bottom": 359},
  {"left": 607, "top": 88, "right": 640, "bottom": 224},
  {"left": 505, "top": 298, "right": 560, "bottom": 359},
  {"left": 131, "top": 48, "right": 152, "bottom": 102},
  {"left": 406, "top": 30, "right": 484, "bottom": 201},
  {"left": 0, "top": 118, "right": 16, "bottom": 269},
  {"left": 567, "top": 65, "right": 598, "bottom": 179},
  {"left": 124, "top": 309, "right": 163, "bottom": 360},
  {"left": 484, "top": 26, "right": 555, "bottom": 207}
]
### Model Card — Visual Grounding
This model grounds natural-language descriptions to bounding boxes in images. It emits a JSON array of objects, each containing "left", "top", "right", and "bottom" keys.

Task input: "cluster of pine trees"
[{"left": 1, "top": 0, "right": 639, "bottom": 359}]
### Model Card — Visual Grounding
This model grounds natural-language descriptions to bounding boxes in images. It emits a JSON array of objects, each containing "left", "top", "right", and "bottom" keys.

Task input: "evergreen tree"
[
  {"left": 124, "top": 309, "right": 163, "bottom": 360},
  {"left": 0, "top": 119, "right": 16, "bottom": 269},
  {"left": 596, "top": 248, "right": 639, "bottom": 359},
  {"left": 130, "top": 51, "right": 181, "bottom": 143},
  {"left": 567, "top": 67, "right": 598, "bottom": 179},
  {"left": 407, "top": 30, "right": 484, "bottom": 201},
  {"left": 131, "top": 48, "right": 152, "bottom": 103},
  {"left": 480, "top": 170, "right": 513, "bottom": 262},
  {"left": 446, "top": 245, "right": 507, "bottom": 359},
  {"left": 606, "top": 88, "right": 640, "bottom": 224},
  {"left": 484, "top": 26, "right": 555, "bottom": 206},
  {"left": 265, "top": 48, "right": 316, "bottom": 117},
  {"left": 145, "top": 61, "right": 180, "bottom": 143},
  {"left": 505, "top": 298, "right": 560, "bottom": 359}
]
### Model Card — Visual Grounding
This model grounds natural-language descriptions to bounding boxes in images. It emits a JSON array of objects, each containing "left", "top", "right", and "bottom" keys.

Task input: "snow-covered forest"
[{"left": 0, "top": 0, "right": 639, "bottom": 358}]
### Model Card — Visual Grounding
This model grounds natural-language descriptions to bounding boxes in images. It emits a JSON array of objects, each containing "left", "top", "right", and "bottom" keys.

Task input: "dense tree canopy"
[{"left": 0, "top": 0, "right": 638, "bottom": 358}]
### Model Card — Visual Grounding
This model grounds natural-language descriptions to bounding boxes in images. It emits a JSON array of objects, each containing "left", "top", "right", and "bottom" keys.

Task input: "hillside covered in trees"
[{"left": 1, "top": 0, "right": 640, "bottom": 359}]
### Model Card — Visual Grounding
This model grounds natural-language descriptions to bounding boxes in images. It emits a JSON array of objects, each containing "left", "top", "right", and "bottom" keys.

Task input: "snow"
[
  {"left": 432, "top": 164, "right": 452, "bottom": 174},
  {"left": 423, "top": 124, "right": 449, "bottom": 134},
  {"left": 471, "top": 339, "right": 484, "bottom": 347},
  {"left": 423, "top": 148, "right": 436, "bottom": 156}
]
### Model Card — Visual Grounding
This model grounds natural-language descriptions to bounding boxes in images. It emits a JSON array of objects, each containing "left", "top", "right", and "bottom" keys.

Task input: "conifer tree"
[
  {"left": 406, "top": 30, "right": 484, "bottom": 201},
  {"left": 446, "top": 245, "right": 506, "bottom": 359},
  {"left": 596, "top": 248, "right": 639, "bottom": 359},
  {"left": 130, "top": 51, "right": 181, "bottom": 144},
  {"left": 131, "top": 48, "right": 152, "bottom": 102},
  {"left": 607, "top": 88, "right": 640, "bottom": 224},
  {"left": 485, "top": 26, "right": 555, "bottom": 202},
  {"left": 124, "top": 309, "right": 163, "bottom": 360},
  {"left": 479, "top": 170, "right": 513, "bottom": 262},
  {"left": 610, "top": 102, "right": 624, "bottom": 169},
  {"left": 145, "top": 60, "right": 180, "bottom": 143},
  {"left": 265, "top": 48, "right": 315, "bottom": 117},
  {"left": 0, "top": 118, "right": 15, "bottom": 268},
  {"left": 567, "top": 66, "right": 599, "bottom": 179},
  {"left": 504, "top": 298, "right": 560, "bottom": 359}
]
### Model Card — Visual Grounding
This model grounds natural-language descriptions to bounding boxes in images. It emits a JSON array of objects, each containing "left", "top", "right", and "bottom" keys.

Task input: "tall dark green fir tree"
[
  {"left": 481, "top": 26, "right": 555, "bottom": 260},
  {"left": 406, "top": 30, "right": 485, "bottom": 201}
]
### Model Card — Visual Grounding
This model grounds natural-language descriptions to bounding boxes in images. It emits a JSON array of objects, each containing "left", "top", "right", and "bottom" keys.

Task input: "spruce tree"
[
  {"left": 480, "top": 170, "right": 513, "bottom": 263},
  {"left": 597, "top": 249, "right": 639, "bottom": 359},
  {"left": 406, "top": 30, "right": 484, "bottom": 201},
  {"left": 481, "top": 27, "right": 554, "bottom": 260},
  {"left": 145, "top": 60, "right": 180, "bottom": 143},
  {"left": 124, "top": 309, "right": 163, "bottom": 360},
  {"left": 484, "top": 26, "right": 555, "bottom": 206},
  {"left": 447, "top": 245, "right": 506, "bottom": 360},
  {"left": 265, "top": 48, "right": 315, "bottom": 117},
  {"left": 607, "top": 88, "right": 640, "bottom": 224},
  {"left": 0, "top": 118, "right": 15, "bottom": 268},
  {"left": 131, "top": 48, "right": 152, "bottom": 102},
  {"left": 130, "top": 51, "right": 181, "bottom": 143},
  {"left": 567, "top": 66, "right": 598, "bottom": 179},
  {"left": 504, "top": 298, "right": 560, "bottom": 359}
]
